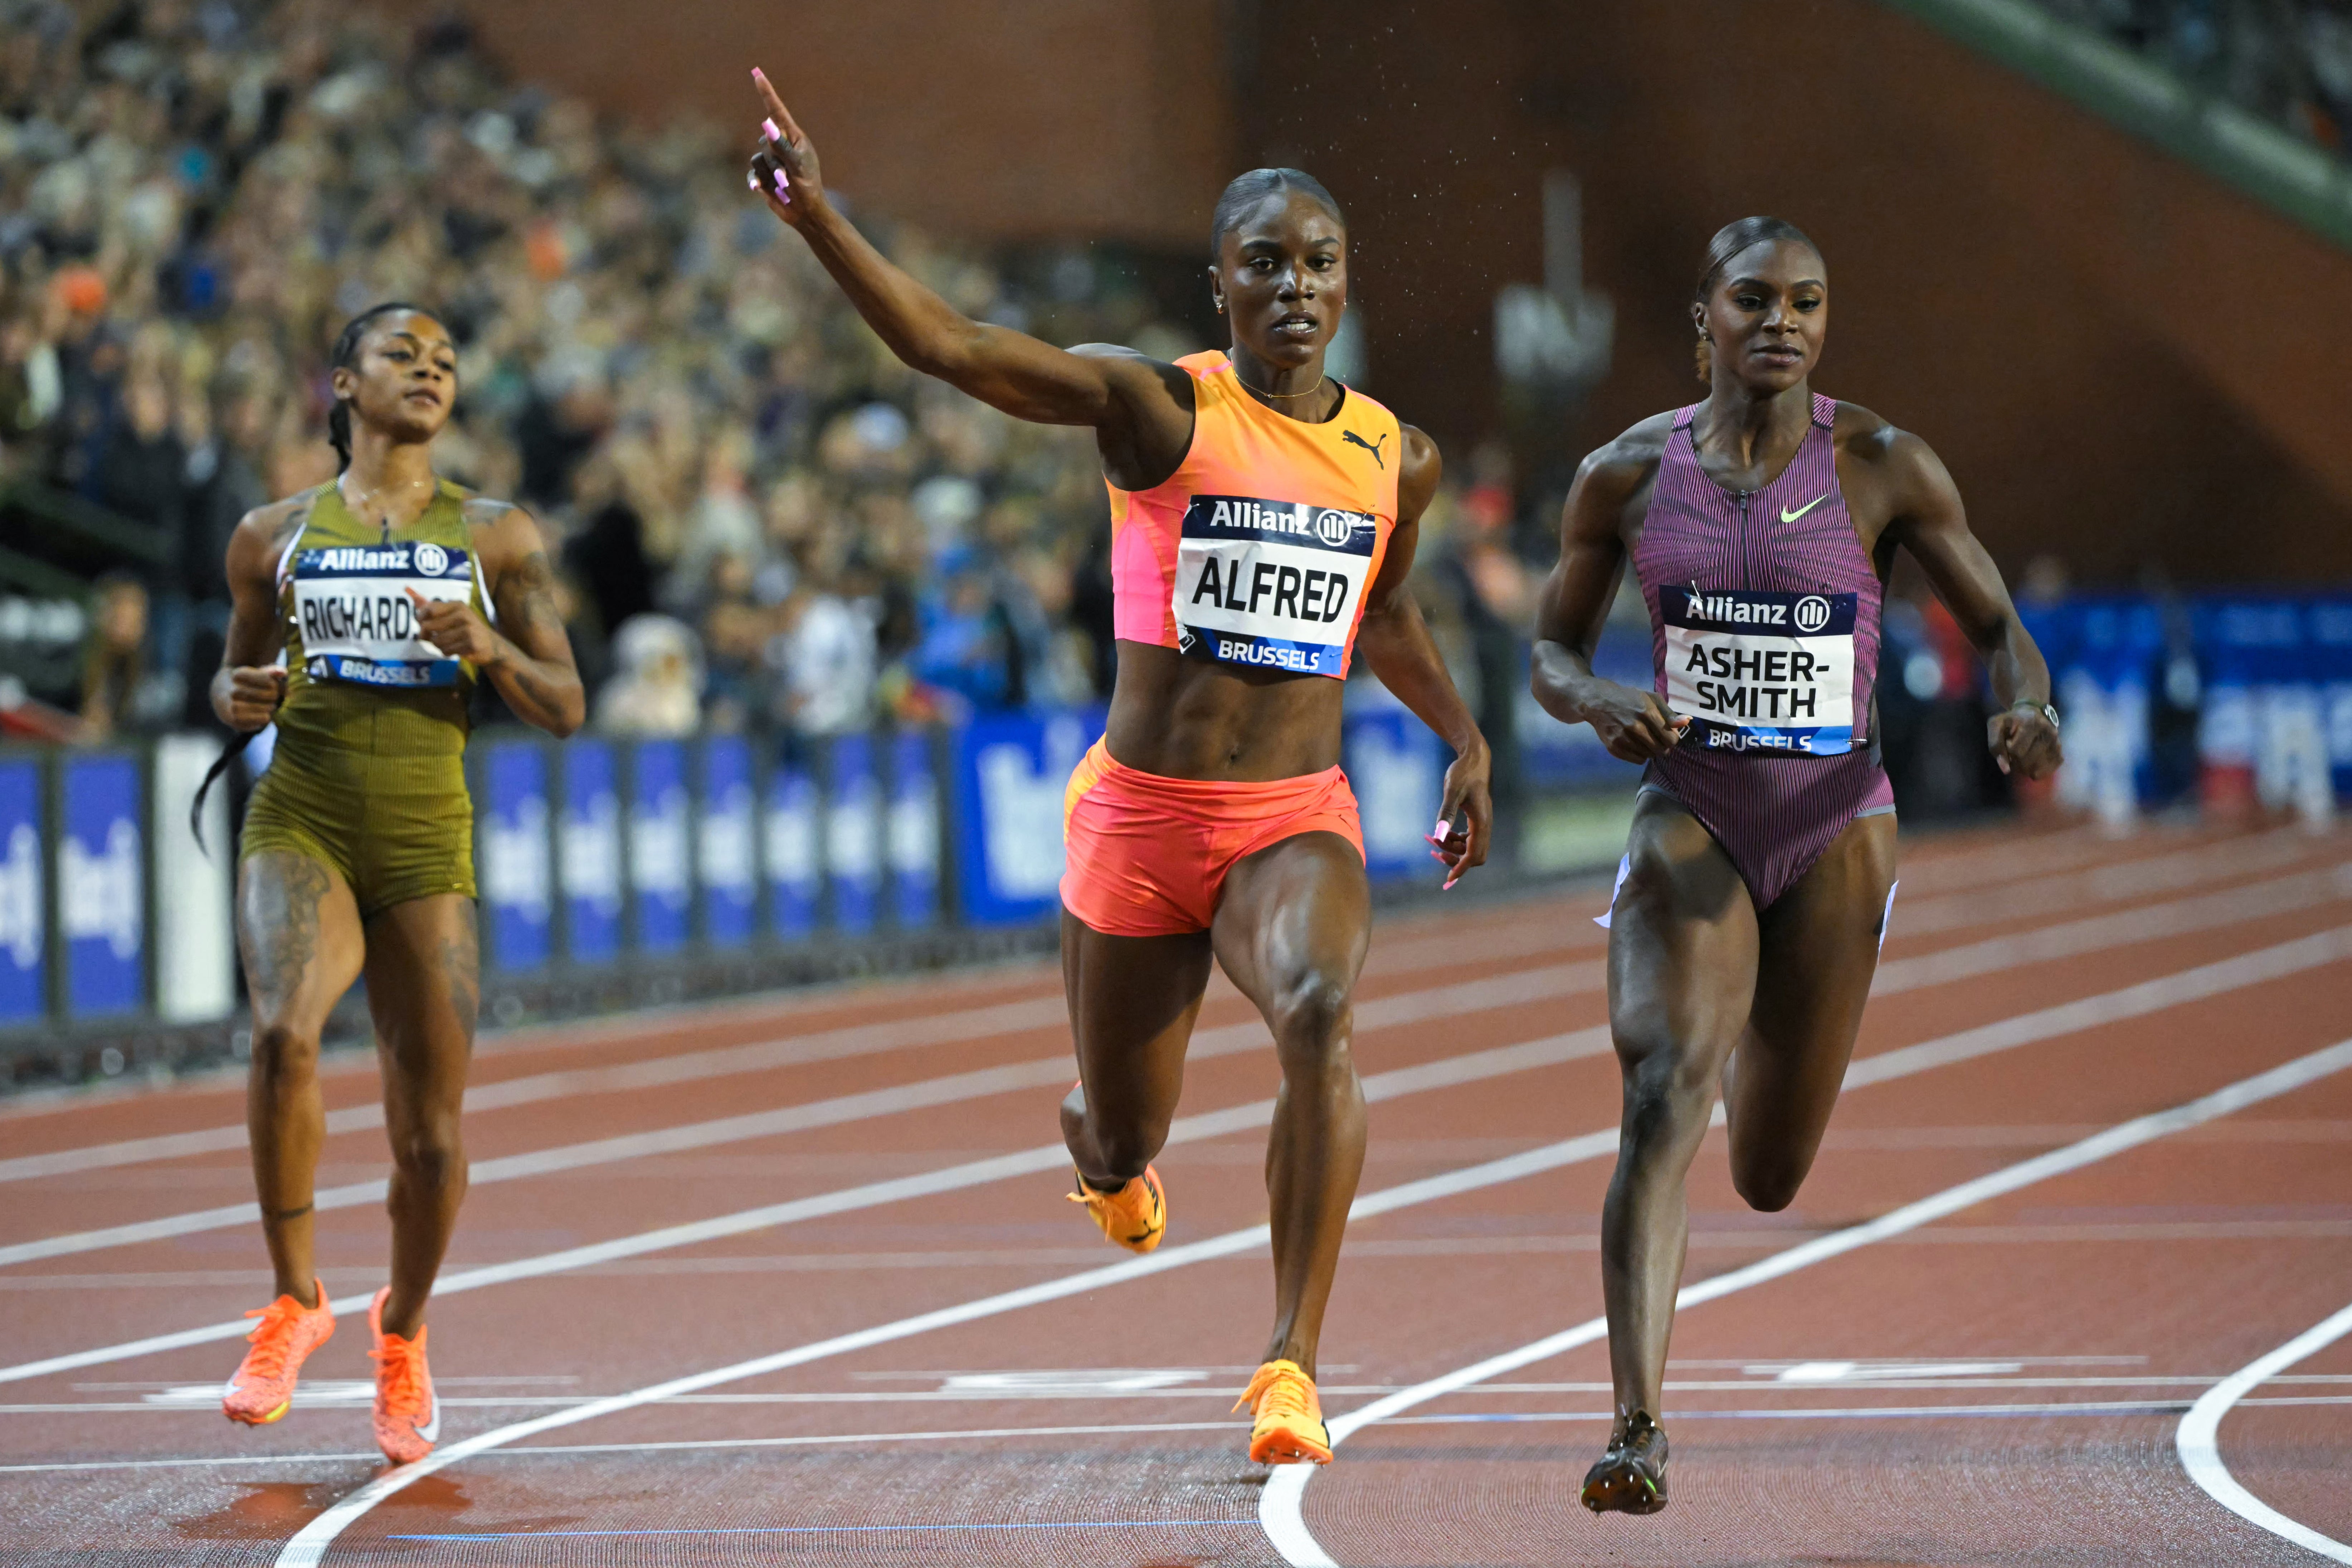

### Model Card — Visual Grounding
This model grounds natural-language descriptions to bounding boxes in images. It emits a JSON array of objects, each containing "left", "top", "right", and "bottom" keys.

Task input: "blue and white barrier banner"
[
  {"left": 2195, "top": 599, "right": 2352, "bottom": 807},
  {"left": 950, "top": 709, "right": 1102, "bottom": 928},
  {"left": 559, "top": 740, "right": 623, "bottom": 965},
  {"left": 0, "top": 758, "right": 43, "bottom": 1026},
  {"left": 2026, "top": 598, "right": 2165, "bottom": 820},
  {"left": 699, "top": 735, "right": 759, "bottom": 949},
  {"left": 629, "top": 740, "right": 692, "bottom": 954},
  {"left": 890, "top": 731, "right": 940, "bottom": 929},
  {"left": 479, "top": 742, "right": 553, "bottom": 974},
  {"left": 59, "top": 754, "right": 143, "bottom": 1018},
  {"left": 1345, "top": 705, "right": 1447, "bottom": 881},
  {"left": 765, "top": 763, "right": 821, "bottom": 940},
  {"left": 827, "top": 734, "right": 881, "bottom": 935}
]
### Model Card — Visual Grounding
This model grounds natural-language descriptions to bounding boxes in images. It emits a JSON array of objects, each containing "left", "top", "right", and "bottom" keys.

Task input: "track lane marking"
[
  {"left": 2178, "top": 1298, "right": 2352, "bottom": 1564},
  {"left": 13, "top": 849, "right": 2348, "bottom": 1262},
  {"left": 1259, "top": 1036, "right": 2352, "bottom": 1565},
  {"left": 4, "top": 826, "right": 2286, "bottom": 1180},
  {"left": 13, "top": 920, "right": 2352, "bottom": 1387},
  {"left": 268, "top": 1026, "right": 2352, "bottom": 1561},
  {"left": 0, "top": 964, "right": 1598, "bottom": 1264}
]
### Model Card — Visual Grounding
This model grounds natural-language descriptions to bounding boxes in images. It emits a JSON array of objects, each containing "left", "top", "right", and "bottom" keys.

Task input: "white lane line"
[
  {"left": 18, "top": 919, "right": 2352, "bottom": 1387},
  {"left": 33, "top": 1393, "right": 2352, "bottom": 1476},
  {"left": 1260, "top": 1036, "right": 2352, "bottom": 1567},
  {"left": 0, "top": 962, "right": 1595, "bottom": 1266},
  {"left": 0, "top": 1029, "right": 1613, "bottom": 1387},
  {"left": 1872, "top": 861, "right": 2352, "bottom": 994},
  {"left": 280, "top": 1034, "right": 2352, "bottom": 1567},
  {"left": 19, "top": 844, "right": 2348, "bottom": 1259},
  {"left": 2178, "top": 1299, "right": 2352, "bottom": 1564},
  {"left": 0, "top": 899, "right": 1611, "bottom": 1183},
  {"left": 4, "top": 828, "right": 2267, "bottom": 1183},
  {"left": 1893, "top": 828, "right": 2318, "bottom": 939}
]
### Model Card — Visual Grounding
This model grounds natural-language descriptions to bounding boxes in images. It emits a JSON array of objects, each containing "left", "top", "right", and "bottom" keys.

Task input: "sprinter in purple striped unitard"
[{"left": 1530, "top": 218, "right": 2064, "bottom": 1514}]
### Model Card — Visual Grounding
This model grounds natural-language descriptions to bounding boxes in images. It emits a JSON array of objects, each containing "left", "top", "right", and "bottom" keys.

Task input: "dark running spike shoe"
[{"left": 1581, "top": 1409, "right": 1669, "bottom": 1514}]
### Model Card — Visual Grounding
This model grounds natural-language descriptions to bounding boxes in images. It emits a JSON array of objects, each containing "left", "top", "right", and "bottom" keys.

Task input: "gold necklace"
[{"left": 1243, "top": 375, "right": 1328, "bottom": 400}]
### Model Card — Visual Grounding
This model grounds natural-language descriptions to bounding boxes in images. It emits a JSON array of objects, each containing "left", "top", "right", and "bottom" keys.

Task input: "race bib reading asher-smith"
[
  {"left": 291, "top": 541, "right": 474, "bottom": 689},
  {"left": 1662, "top": 586, "right": 1857, "bottom": 754},
  {"left": 1173, "top": 493, "right": 1377, "bottom": 678}
]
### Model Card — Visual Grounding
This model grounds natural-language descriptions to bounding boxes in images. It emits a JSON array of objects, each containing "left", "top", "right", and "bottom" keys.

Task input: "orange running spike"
[
  {"left": 1066, "top": 1164, "right": 1166, "bottom": 1253},
  {"left": 367, "top": 1287, "right": 439, "bottom": 1465},
  {"left": 1235, "top": 1358, "right": 1333, "bottom": 1465},
  {"left": 221, "top": 1282, "right": 335, "bottom": 1426}
]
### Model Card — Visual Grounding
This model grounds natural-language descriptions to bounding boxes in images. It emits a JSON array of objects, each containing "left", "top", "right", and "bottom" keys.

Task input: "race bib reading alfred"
[
  {"left": 291, "top": 541, "right": 474, "bottom": 689},
  {"left": 1173, "top": 494, "right": 1378, "bottom": 677},
  {"left": 1662, "top": 586, "right": 1857, "bottom": 754}
]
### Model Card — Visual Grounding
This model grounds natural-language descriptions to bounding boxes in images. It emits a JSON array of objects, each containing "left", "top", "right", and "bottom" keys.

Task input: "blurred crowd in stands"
[
  {"left": 2042, "top": 0, "right": 2352, "bottom": 156},
  {"left": 0, "top": 0, "right": 1292, "bottom": 748},
  {"left": 0, "top": 0, "right": 2054, "bottom": 829}
]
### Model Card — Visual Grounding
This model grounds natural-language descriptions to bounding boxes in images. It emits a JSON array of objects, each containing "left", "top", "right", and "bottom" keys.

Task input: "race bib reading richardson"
[
  {"left": 1173, "top": 494, "right": 1378, "bottom": 677},
  {"left": 1661, "top": 586, "right": 1857, "bottom": 754},
  {"left": 291, "top": 541, "right": 474, "bottom": 689}
]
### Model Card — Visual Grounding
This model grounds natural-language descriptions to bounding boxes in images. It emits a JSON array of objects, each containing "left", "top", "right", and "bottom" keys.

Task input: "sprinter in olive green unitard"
[{"left": 208, "top": 304, "right": 584, "bottom": 1465}]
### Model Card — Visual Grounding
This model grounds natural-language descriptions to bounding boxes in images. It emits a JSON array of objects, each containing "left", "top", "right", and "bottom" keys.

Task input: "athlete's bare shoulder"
[
  {"left": 1066, "top": 343, "right": 1195, "bottom": 408},
  {"left": 1398, "top": 424, "right": 1441, "bottom": 520},
  {"left": 1576, "top": 409, "right": 1679, "bottom": 498},
  {"left": 225, "top": 490, "right": 315, "bottom": 570},
  {"left": 1829, "top": 400, "right": 1954, "bottom": 514}
]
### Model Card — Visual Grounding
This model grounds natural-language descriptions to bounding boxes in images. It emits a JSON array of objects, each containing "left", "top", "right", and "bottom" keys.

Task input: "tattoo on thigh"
[
  {"left": 437, "top": 920, "right": 480, "bottom": 1026},
  {"left": 243, "top": 856, "right": 331, "bottom": 1008}
]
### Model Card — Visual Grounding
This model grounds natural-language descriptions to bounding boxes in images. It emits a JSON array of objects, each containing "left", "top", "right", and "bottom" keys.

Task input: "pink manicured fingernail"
[
  {"left": 752, "top": 67, "right": 768, "bottom": 84},
  {"left": 1433, "top": 817, "right": 1450, "bottom": 836},
  {"left": 762, "top": 118, "right": 780, "bottom": 142}
]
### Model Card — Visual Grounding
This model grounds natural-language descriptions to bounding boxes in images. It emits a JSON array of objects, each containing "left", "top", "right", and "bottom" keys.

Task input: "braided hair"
[
  {"left": 326, "top": 301, "right": 425, "bottom": 470},
  {"left": 1692, "top": 218, "right": 1820, "bottom": 383}
]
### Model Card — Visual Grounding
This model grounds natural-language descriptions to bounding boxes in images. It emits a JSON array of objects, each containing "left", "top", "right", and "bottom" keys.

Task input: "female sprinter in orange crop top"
[{"left": 749, "top": 72, "right": 1492, "bottom": 1466}]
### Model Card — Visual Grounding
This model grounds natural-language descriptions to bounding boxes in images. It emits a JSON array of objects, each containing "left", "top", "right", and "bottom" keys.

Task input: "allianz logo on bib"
[
  {"left": 1184, "top": 494, "right": 1376, "bottom": 555},
  {"left": 1680, "top": 591, "right": 1835, "bottom": 633},
  {"left": 300, "top": 544, "right": 467, "bottom": 577}
]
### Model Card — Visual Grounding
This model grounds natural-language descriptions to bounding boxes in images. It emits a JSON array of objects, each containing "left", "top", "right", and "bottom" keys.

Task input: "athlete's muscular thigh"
[
  {"left": 1608, "top": 795, "right": 1758, "bottom": 1080},
  {"left": 1724, "top": 812, "right": 1897, "bottom": 1209},
  {"left": 1211, "top": 832, "right": 1369, "bottom": 1018},
  {"left": 361, "top": 896, "right": 480, "bottom": 1103},
  {"left": 237, "top": 851, "right": 365, "bottom": 1037}
]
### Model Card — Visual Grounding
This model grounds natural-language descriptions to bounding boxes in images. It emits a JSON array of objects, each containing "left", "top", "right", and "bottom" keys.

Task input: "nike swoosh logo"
[{"left": 1780, "top": 495, "right": 1829, "bottom": 524}]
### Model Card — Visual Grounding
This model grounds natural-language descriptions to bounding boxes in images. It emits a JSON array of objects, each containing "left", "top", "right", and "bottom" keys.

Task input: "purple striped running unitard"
[{"left": 1634, "top": 393, "right": 1894, "bottom": 909}]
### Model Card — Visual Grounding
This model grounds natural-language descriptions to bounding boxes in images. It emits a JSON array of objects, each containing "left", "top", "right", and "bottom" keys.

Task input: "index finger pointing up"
[{"left": 750, "top": 68, "right": 804, "bottom": 146}]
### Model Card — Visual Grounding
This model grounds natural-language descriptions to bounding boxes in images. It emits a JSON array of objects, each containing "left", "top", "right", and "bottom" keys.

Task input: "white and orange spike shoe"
[
  {"left": 367, "top": 1287, "right": 439, "bottom": 1465},
  {"left": 221, "top": 1281, "right": 335, "bottom": 1426}
]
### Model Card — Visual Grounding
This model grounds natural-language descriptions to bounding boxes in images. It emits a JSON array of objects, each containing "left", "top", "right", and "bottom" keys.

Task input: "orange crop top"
[{"left": 1108, "top": 351, "right": 1403, "bottom": 678}]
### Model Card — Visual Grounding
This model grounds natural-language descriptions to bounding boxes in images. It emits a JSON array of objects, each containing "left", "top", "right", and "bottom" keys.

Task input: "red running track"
[{"left": 0, "top": 816, "right": 2348, "bottom": 1566}]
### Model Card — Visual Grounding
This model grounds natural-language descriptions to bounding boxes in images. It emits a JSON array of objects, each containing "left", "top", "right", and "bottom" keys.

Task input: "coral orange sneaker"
[
  {"left": 221, "top": 1281, "right": 335, "bottom": 1426},
  {"left": 367, "top": 1287, "right": 439, "bottom": 1465},
  {"left": 1235, "top": 1358, "right": 1333, "bottom": 1465},
  {"left": 1067, "top": 1164, "right": 1165, "bottom": 1253}
]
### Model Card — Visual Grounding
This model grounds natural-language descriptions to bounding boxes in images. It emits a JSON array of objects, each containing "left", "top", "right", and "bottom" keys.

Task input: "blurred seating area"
[
  {"left": 2037, "top": 0, "right": 2352, "bottom": 157},
  {"left": 0, "top": 0, "right": 1237, "bottom": 746}
]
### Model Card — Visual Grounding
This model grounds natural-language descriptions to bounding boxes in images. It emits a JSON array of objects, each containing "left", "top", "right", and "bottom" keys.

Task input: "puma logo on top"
[
  {"left": 1342, "top": 430, "right": 1388, "bottom": 469},
  {"left": 1779, "top": 494, "right": 1828, "bottom": 524}
]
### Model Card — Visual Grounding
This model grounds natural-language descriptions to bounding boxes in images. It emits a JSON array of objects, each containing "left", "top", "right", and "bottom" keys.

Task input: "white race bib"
[
  {"left": 291, "top": 541, "right": 474, "bottom": 689},
  {"left": 1661, "top": 586, "right": 1857, "bottom": 755},
  {"left": 1173, "top": 493, "right": 1377, "bottom": 678}
]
